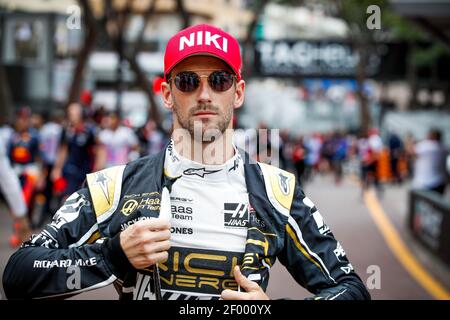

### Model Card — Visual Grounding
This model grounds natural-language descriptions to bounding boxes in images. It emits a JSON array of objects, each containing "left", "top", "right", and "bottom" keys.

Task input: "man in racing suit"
[{"left": 3, "top": 24, "right": 370, "bottom": 300}]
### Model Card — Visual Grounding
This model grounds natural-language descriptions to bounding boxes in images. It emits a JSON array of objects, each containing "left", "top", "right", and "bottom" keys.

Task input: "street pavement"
[{"left": 0, "top": 174, "right": 448, "bottom": 300}]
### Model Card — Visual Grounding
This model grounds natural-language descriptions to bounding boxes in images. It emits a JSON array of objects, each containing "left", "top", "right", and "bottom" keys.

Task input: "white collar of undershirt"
[{"left": 164, "top": 140, "right": 244, "bottom": 182}]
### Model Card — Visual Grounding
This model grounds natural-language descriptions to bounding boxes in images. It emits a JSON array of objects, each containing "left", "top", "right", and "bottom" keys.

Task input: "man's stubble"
[{"left": 171, "top": 97, "right": 233, "bottom": 142}]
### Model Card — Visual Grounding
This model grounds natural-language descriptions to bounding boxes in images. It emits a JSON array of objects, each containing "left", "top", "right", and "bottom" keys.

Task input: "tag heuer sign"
[{"left": 254, "top": 40, "right": 386, "bottom": 78}]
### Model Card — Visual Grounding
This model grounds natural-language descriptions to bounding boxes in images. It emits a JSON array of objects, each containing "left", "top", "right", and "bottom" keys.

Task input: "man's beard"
[{"left": 173, "top": 102, "right": 233, "bottom": 142}]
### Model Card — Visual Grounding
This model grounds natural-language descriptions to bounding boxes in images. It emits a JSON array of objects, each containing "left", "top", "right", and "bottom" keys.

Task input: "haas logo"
[
  {"left": 224, "top": 203, "right": 249, "bottom": 228},
  {"left": 179, "top": 31, "right": 228, "bottom": 52}
]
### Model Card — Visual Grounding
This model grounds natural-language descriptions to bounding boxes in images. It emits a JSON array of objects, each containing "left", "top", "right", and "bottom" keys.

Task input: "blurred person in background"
[
  {"left": 255, "top": 122, "right": 273, "bottom": 164},
  {"left": 7, "top": 107, "right": 43, "bottom": 228},
  {"left": 136, "top": 118, "right": 168, "bottom": 157},
  {"left": 0, "top": 117, "right": 13, "bottom": 144},
  {"left": 344, "top": 133, "right": 362, "bottom": 178},
  {"left": 80, "top": 89, "right": 94, "bottom": 119},
  {"left": 51, "top": 103, "right": 97, "bottom": 199},
  {"left": 446, "top": 153, "right": 450, "bottom": 195},
  {"left": 404, "top": 132, "right": 416, "bottom": 179},
  {"left": 368, "top": 128, "right": 383, "bottom": 157},
  {"left": 278, "top": 129, "right": 291, "bottom": 171},
  {"left": 358, "top": 129, "right": 382, "bottom": 191},
  {"left": 320, "top": 132, "right": 334, "bottom": 173},
  {"left": 0, "top": 134, "right": 31, "bottom": 247},
  {"left": 447, "top": 153, "right": 450, "bottom": 175},
  {"left": 368, "top": 128, "right": 383, "bottom": 190},
  {"left": 412, "top": 128, "right": 448, "bottom": 195},
  {"left": 304, "top": 132, "right": 322, "bottom": 182},
  {"left": 387, "top": 131, "right": 404, "bottom": 184},
  {"left": 291, "top": 135, "right": 307, "bottom": 186},
  {"left": 36, "top": 110, "right": 63, "bottom": 227},
  {"left": 30, "top": 112, "right": 44, "bottom": 131},
  {"left": 330, "top": 131, "right": 348, "bottom": 185},
  {"left": 92, "top": 105, "right": 108, "bottom": 129},
  {"left": 95, "top": 111, "right": 140, "bottom": 170}
]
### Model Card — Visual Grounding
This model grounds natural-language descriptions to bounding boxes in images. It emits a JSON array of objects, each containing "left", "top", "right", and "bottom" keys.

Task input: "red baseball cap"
[{"left": 164, "top": 24, "right": 242, "bottom": 81}]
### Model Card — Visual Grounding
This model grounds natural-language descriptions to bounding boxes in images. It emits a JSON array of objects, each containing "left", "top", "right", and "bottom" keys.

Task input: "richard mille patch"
[{"left": 224, "top": 203, "right": 249, "bottom": 229}]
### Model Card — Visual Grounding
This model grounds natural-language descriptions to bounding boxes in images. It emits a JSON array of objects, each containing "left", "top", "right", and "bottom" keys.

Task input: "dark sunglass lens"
[
  {"left": 175, "top": 72, "right": 199, "bottom": 92},
  {"left": 209, "top": 71, "right": 234, "bottom": 92}
]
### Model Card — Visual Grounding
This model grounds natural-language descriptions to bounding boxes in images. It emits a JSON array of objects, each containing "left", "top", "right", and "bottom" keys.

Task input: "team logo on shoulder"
[
  {"left": 312, "top": 210, "right": 331, "bottom": 235},
  {"left": 92, "top": 171, "right": 112, "bottom": 204},
  {"left": 183, "top": 167, "right": 221, "bottom": 178},
  {"left": 224, "top": 203, "right": 249, "bottom": 228},
  {"left": 50, "top": 192, "right": 89, "bottom": 229},
  {"left": 278, "top": 172, "right": 291, "bottom": 195},
  {"left": 121, "top": 199, "right": 139, "bottom": 216}
]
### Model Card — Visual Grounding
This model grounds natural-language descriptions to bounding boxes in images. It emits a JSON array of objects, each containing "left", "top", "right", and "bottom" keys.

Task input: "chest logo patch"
[
  {"left": 224, "top": 203, "right": 249, "bottom": 229},
  {"left": 183, "top": 167, "right": 221, "bottom": 178},
  {"left": 121, "top": 199, "right": 139, "bottom": 216}
]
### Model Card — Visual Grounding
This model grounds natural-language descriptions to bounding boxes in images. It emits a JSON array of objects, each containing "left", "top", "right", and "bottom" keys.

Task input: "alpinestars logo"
[
  {"left": 224, "top": 203, "right": 249, "bottom": 228},
  {"left": 183, "top": 167, "right": 221, "bottom": 178}
]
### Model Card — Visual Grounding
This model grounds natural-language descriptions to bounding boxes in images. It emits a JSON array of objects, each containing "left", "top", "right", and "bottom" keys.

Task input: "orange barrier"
[
  {"left": 377, "top": 148, "right": 392, "bottom": 182},
  {"left": 376, "top": 149, "right": 410, "bottom": 182}
]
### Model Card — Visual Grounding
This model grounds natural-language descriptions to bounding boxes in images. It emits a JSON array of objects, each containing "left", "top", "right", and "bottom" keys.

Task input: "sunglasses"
[{"left": 168, "top": 70, "right": 236, "bottom": 93}]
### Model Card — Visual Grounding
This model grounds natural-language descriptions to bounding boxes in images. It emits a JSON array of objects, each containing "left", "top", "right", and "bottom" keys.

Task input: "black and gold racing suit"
[{"left": 3, "top": 146, "right": 370, "bottom": 300}]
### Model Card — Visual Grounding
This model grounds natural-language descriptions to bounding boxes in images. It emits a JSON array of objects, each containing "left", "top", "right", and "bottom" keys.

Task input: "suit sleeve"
[
  {"left": 277, "top": 184, "right": 371, "bottom": 300},
  {"left": 2, "top": 188, "right": 133, "bottom": 299}
]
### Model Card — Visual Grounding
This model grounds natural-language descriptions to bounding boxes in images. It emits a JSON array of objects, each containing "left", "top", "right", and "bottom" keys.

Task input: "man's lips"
[{"left": 193, "top": 111, "right": 217, "bottom": 116}]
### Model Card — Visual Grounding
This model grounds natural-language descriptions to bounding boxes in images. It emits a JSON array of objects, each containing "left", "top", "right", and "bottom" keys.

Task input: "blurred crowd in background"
[{"left": 1, "top": 90, "right": 448, "bottom": 248}]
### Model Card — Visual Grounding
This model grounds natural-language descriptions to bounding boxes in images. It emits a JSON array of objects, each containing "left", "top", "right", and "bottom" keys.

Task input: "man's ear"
[
  {"left": 233, "top": 80, "right": 245, "bottom": 110},
  {"left": 161, "top": 82, "right": 174, "bottom": 110}
]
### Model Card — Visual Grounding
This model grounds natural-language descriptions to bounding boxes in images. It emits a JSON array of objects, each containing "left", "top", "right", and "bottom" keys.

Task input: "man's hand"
[
  {"left": 120, "top": 218, "right": 171, "bottom": 269},
  {"left": 221, "top": 266, "right": 270, "bottom": 300}
]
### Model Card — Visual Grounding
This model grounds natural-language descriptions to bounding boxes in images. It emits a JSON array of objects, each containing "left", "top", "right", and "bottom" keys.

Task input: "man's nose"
[{"left": 196, "top": 77, "right": 213, "bottom": 104}]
